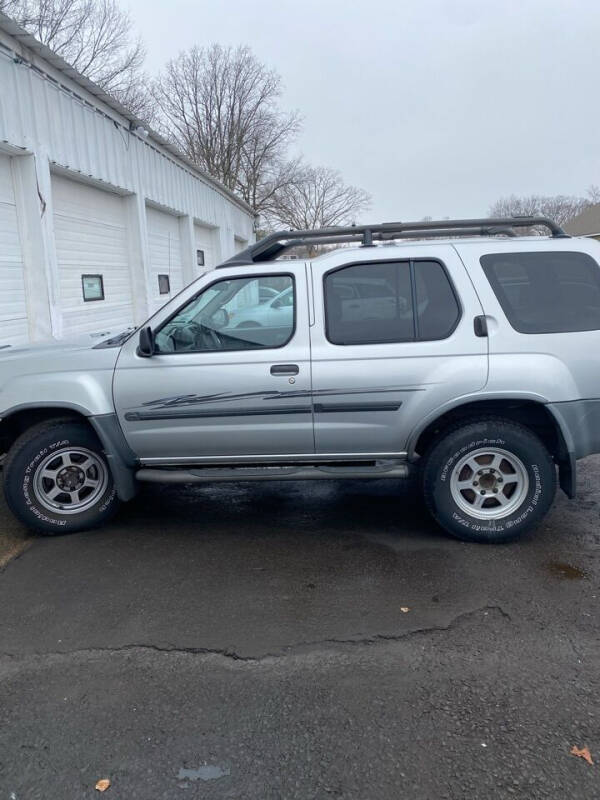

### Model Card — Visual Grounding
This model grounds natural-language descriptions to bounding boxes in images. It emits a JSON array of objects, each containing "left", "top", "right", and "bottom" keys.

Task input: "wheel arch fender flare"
[
  {"left": 88, "top": 414, "right": 139, "bottom": 502},
  {"left": 0, "top": 404, "right": 139, "bottom": 502},
  {"left": 406, "top": 392, "right": 576, "bottom": 498}
]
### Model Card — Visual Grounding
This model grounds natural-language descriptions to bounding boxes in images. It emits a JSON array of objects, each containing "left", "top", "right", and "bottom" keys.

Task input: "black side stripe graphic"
[
  {"left": 125, "top": 402, "right": 402, "bottom": 422},
  {"left": 125, "top": 405, "right": 311, "bottom": 422},
  {"left": 313, "top": 402, "right": 401, "bottom": 414},
  {"left": 133, "top": 385, "right": 425, "bottom": 413}
]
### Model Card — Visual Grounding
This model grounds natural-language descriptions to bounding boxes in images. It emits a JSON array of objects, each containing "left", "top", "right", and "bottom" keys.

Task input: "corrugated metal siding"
[
  {"left": 0, "top": 34, "right": 255, "bottom": 342},
  {"left": 146, "top": 205, "right": 183, "bottom": 313},
  {"left": 0, "top": 155, "right": 28, "bottom": 345},
  {"left": 0, "top": 49, "right": 254, "bottom": 244},
  {"left": 52, "top": 174, "right": 134, "bottom": 335}
]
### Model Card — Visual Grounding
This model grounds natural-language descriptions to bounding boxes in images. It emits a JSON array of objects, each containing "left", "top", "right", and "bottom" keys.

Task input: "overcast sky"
[{"left": 126, "top": 0, "right": 600, "bottom": 222}]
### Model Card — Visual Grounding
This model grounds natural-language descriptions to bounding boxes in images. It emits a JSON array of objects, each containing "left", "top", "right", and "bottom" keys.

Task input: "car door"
[
  {"left": 113, "top": 265, "right": 314, "bottom": 463},
  {"left": 309, "top": 244, "right": 488, "bottom": 456}
]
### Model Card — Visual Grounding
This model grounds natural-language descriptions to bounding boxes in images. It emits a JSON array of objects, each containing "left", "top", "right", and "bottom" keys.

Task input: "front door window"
[{"left": 154, "top": 275, "right": 295, "bottom": 353}]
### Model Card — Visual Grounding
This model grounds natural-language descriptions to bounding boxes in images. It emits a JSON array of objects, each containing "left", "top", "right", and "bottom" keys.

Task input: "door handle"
[
  {"left": 473, "top": 315, "right": 488, "bottom": 337},
  {"left": 270, "top": 364, "right": 299, "bottom": 375}
]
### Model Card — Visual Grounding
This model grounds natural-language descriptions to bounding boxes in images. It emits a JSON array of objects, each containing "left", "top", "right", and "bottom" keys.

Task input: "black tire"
[
  {"left": 3, "top": 419, "right": 120, "bottom": 535},
  {"left": 422, "top": 417, "right": 556, "bottom": 543}
]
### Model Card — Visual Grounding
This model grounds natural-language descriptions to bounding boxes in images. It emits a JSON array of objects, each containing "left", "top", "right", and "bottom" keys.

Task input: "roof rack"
[{"left": 222, "top": 216, "right": 568, "bottom": 266}]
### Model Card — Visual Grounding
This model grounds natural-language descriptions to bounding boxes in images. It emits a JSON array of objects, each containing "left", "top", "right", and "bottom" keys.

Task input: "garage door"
[
  {"left": 0, "top": 156, "right": 28, "bottom": 345},
  {"left": 234, "top": 236, "right": 248, "bottom": 254},
  {"left": 52, "top": 174, "right": 134, "bottom": 337},
  {"left": 146, "top": 206, "right": 184, "bottom": 313},
  {"left": 194, "top": 223, "right": 216, "bottom": 275}
]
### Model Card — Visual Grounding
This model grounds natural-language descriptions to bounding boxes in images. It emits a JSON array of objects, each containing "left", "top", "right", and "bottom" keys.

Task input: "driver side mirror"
[{"left": 137, "top": 326, "right": 154, "bottom": 358}]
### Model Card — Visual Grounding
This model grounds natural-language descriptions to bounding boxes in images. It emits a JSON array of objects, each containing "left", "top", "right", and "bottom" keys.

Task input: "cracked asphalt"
[{"left": 1, "top": 459, "right": 600, "bottom": 799}]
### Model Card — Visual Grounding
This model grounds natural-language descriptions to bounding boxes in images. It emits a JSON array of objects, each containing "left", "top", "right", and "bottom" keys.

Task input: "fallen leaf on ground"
[
  {"left": 571, "top": 746, "right": 593, "bottom": 765},
  {"left": 400, "top": 607, "right": 410, "bottom": 613},
  {"left": 95, "top": 778, "right": 111, "bottom": 792}
]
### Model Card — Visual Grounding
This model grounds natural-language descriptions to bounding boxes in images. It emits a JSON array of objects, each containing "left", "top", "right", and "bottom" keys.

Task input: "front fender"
[{"left": 0, "top": 372, "right": 115, "bottom": 418}]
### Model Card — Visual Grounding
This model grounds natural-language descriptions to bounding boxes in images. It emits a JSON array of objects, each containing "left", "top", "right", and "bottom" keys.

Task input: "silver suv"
[{"left": 2, "top": 216, "right": 600, "bottom": 544}]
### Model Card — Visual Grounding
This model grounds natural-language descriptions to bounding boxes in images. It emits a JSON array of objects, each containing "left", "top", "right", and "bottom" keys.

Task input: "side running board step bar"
[{"left": 136, "top": 461, "right": 412, "bottom": 484}]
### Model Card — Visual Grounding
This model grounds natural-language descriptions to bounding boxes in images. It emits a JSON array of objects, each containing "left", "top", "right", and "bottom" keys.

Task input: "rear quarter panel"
[{"left": 454, "top": 237, "right": 600, "bottom": 402}]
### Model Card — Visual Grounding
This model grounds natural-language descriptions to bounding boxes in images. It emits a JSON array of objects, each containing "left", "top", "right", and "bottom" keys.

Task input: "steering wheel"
[{"left": 188, "top": 321, "right": 222, "bottom": 349}]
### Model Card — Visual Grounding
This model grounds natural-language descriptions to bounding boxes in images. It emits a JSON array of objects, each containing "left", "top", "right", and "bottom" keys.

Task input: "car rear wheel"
[
  {"left": 3, "top": 419, "right": 120, "bottom": 535},
  {"left": 422, "top": 417, "right": 556, "bottom": 543}
]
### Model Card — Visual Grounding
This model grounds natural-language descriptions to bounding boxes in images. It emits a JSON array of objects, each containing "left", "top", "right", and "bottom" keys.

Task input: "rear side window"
[
  {"left": 324, "top": 260, "right": 460, "bottom": 345},
  {"left": 481, "top": 251, "right": 600, "bottom": 334},
  {"left": 325, "top": 262, "right": 412, "bottom": 345},
  {"left": 415, "top": 260, "right": 460, "bottom": 340}
]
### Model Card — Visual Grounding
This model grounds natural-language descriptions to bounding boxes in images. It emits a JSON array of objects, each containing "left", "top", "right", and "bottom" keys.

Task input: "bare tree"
[
  {"left": 587, "top": 185, "right": 600, "bottom": 204},
  {"left": 264, "top": 165, "right": 371, "bottom": 233},
  {"left": 0, "top": 0, "right": 149, "bottom": 116},
  {"left": 153, "top": 44, "right": 301, "bottom": 211},
  {"left": 488, "top": 193, "right": 591, "bottom": 229}
]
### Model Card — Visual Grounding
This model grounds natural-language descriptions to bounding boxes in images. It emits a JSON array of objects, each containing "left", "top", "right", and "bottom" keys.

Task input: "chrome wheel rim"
[
  {"left": 33, "top": 447, "right": 109, "bottom": 515},
  {"left": 450, "top": 447, "right": 529, "bottom": 520}
]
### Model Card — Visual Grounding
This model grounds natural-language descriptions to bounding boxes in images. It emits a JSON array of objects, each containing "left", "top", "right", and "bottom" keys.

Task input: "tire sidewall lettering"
[
  {"left": 98, "top": 488, "right": 117, "bottom": 513},
  {"left": 440, "top": 438, "right": 506, "bottom": 483}
]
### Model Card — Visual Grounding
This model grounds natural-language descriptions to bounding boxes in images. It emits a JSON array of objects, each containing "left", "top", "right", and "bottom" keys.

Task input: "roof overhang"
[{"left": 0, "top": 11, "right": 256, "bottom": 217}]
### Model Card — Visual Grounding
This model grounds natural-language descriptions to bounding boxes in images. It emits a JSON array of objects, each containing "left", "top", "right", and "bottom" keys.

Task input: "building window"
[
  {"left": 158, "top": 274, "right": 170, "bottom": 295},
  {"left": 196, "top": 249, "right": 205, "bottom": 267},
  {"left": 81, "top": 274, "right": 104, "bottom": 302}
]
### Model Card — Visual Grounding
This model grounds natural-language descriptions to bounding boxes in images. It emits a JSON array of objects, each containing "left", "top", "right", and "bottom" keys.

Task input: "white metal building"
[{"left": 0, "top": 13, "right": 255, "bottom": 345}]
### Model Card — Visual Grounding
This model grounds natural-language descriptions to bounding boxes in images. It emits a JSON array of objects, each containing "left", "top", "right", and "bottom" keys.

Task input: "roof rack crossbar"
[{"left": 222, "top": 216, "right": 568, "bottom": 266}]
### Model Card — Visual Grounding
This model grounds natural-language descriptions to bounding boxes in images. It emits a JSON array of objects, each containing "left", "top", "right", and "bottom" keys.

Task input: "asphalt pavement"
[{"left": 1, "top": 459, "right": 599, "bottom": 799}]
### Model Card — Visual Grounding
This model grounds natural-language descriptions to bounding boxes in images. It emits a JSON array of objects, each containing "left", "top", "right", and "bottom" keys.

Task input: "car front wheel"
[
  {"left": 422, "top": 417, "right": 557, "bottom": 543},
  {"left": 3, "top": 419, "right": 120, "bottom": 535}
]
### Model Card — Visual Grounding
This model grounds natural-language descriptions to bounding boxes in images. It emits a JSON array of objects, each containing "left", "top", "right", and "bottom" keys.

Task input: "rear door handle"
[
  {"left": 270, "top": 364, "right": 299, "bottom": 375},
  {"left": 473, "top": 315, "right": 488, "bottom": 337}
]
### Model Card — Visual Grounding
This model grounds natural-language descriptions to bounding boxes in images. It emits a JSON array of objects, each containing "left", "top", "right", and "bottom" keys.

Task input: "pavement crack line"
[{"left": 0, "top": 605, "right": 511, "bottom": 665}]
